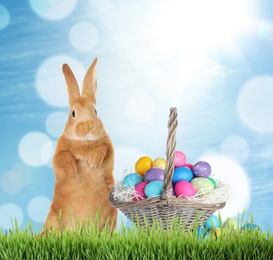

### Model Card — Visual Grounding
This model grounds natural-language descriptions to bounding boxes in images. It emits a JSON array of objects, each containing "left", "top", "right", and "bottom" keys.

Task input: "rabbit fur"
[{"left": 43, "top": 58, "right": 118, "bottom": 233}]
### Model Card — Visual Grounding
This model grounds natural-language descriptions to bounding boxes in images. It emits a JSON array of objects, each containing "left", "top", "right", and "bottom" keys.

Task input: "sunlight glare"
[{"left": 147, "top": 0, "right": 249, "bottom": 55}]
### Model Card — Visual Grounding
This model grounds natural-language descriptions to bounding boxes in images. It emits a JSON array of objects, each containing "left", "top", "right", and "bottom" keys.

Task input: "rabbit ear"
[
  {"left": 82, "top": 57, "right": 97, "bottom": 104},
  {"left": 62, "top": 64, "right": 80, "bottom": 105}
]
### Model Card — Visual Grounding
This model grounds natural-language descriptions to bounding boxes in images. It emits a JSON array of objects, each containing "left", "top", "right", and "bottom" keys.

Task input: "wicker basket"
[{"left": 109, "top": 107, "right": 226, "bottom": 231}]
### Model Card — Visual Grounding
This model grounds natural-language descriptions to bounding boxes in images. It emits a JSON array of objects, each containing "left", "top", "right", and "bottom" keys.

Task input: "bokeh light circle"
[
  {"left": 0, "top": 203, "right": 24, "bottom": 230},
  {"left": 200, "top": 151, "right": 250, "bottom": 221},
  {"left": 45, "top": 111, "right": 67, "bottom": 138},
  {"left": 27, "top": 196, "right": 51, "bottom": 223},
  {"left": 36, "top": 55, "right": 85, "bottom": 107},
  {"left": 1, "top": 171, "right": 25, "bottom": 194},
  {"left": 125, "top": 93, "right": 156, "bottom": 123},
  {"left": 28, "top": 0, "right": 77, "bottom": 20},
  {"left": 257, "top": 19, "right": 273, "bottom": 42},
  {"left": 237, "top": 76, "right": 273, "bottom": 133},
  {"left": 220, "top": 135, "right": 249, "bottom": 163},
  {"left": 18, "top": 132, "right": 54, "bottom": 167},
  {"left": 0, "top": 5, "right": 10, "bottom": 31},
  {"left": 69, "top": 22, "right": 99, "bottom": 51}
]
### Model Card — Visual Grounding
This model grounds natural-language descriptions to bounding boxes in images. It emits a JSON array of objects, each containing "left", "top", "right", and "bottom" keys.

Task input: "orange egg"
[{"left": 135, "top": 156, "right": 153, "bottom": 176}]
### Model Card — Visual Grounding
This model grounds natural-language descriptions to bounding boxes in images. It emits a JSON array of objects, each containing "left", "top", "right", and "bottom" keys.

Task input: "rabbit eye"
[
  {"left": 95, "top": 109, "right": 97, "bottom": 115},
  {"left": 72, "top": 111, "right": 76, "bottom": 118}
]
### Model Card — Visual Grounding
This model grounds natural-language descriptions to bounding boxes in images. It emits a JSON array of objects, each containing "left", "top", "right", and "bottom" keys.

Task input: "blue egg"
[
  {"left": 122, "top": 173, "right": 144, "bottom": 187},
  {"left": 241, "top": 223, "right": 261, "bottom": 232},
  {"left": 144, "top": 181, "right": 163, "bottom": 198},
  {"left": 197, "top": 227, "right": 210, "bottom": 240},
  {"left": 204, "top": 215, "right": 221, "bottom": 231},
  {"left": 172, "top": 166, "right": 193, "bottom": 184}
]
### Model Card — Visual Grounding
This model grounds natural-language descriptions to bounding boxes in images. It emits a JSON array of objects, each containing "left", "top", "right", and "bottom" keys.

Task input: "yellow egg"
[
  {"left": 135, "top": 156, "right": 153, "bottom": 176},
  {"left": 210, "top": 228, "right": 221, "bottom": 239},
  {"left": 153, "top": 157, "right": 167, "bottom": 170}
]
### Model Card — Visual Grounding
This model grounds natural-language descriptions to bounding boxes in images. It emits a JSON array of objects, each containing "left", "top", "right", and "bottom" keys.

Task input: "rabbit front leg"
[
  {"left": 53, "top": 151, "right": 77, "bottom": 179},
  {"left": 87, "top": 144, "right": 108, "bottom": 168}
]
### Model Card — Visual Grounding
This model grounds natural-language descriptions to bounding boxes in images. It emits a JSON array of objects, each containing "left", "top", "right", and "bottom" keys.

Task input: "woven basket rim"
[{"left": 108, "top": 191, "right": 226, "bottom": 210}]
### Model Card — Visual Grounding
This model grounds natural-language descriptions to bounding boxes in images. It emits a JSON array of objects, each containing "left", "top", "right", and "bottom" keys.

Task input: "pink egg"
[
  {"left": 133, "top": 182, "right": 148, "bottom": 201},
  {"left": 174, "top": 180, "right": 196, "bottom": 198},
  {"left": 174, "top": 150, "right": 187, "bottom": 167},
  {"left": 184, "top": 163, "right": 193, "bottom": 170}
]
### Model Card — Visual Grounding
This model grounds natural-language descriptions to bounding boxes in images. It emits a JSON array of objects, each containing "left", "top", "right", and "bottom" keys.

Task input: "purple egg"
[
  {"left": 145, "top": 168, "right": 165, "bottom": 182},
  {"left": 192, "top": 161, "right": 211, "bottom": 178},
  {"left": 171, "top": 184, "right": 175, "bottom": 196},
  {"left": 166, "top": 184, "right": 175, "bottom": 196}
]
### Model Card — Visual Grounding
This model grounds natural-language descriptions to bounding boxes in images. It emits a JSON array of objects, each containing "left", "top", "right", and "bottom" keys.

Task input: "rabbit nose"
[{"left": 82, "top": 122, "right": 94, "bottom": 131}]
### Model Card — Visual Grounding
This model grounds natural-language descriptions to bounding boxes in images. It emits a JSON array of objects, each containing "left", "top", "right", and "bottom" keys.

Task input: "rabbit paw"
[
  {"left": 66, "top": 164, "right": 77, "bottom": 178},
  {"left": 59, "top": 157, "right": 77, "bottom": 178},
  {"left": 54, "top": 166, "right": 76, "bottom": 180},
  {"left": 54, "top": 151, "right": 78, "bottom": 179},
  {"left": 88, "top": 151, "right": 105, "bottom": 168}
]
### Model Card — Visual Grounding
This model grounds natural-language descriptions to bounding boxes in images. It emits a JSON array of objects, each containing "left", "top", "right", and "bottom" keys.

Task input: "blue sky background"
[{"left": 1, "top": 0, "right": 273, "bottom": 233}]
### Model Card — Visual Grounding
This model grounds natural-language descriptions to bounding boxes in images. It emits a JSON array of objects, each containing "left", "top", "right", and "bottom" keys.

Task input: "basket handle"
[{"left": 162, "top": 107, "right": 178, "bottom": 203}]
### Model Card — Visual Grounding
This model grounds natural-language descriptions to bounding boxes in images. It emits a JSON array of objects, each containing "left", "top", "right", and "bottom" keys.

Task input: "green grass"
[{"left": 1, "top": 219, "right": 273, "bottom": 260}]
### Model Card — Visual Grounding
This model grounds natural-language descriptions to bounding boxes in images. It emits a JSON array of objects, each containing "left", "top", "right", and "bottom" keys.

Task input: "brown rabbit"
[{"left": 43, "top": 58, "right": 117, "bottom": 233}]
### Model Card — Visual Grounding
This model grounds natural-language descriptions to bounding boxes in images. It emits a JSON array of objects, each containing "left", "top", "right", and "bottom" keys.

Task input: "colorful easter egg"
[
  {"left": 204, "top": 215, "right": 221, "bottom": 231},
  {"left": 197, "top": 227, "right": 210, "bottom": 240},
  {"left": 171, "top": 184, "right": 175, "bottom": 196},
  {"left": 192, "top": 161, "right": 211, "bottom": 177},
  {"left": 133, "top": 182, "right": 148, "bottom": 201},
  {"left": 210, "top": 228, "right": 221, "bottom": 239},
  {"left": 144, "top": 181, "right": 163, "bottom": 198},
  {"left": 145, "top": 168, "right": 164, "bottom": 182},
  {"left": 241, "top": 223, "right": 261, "bottom": 232},
  {"left": 122, "top": 173, "right": 144, "bottom": 188},
  {"left": 174, "top": 180, "right": 196, "bottom": 198},
  {"left": 153, "top": 157, "right": 167, "bottom": 170},
  {"left": 174, "top": 150, "right": 187, "bottom": 167},
  {"left": 135, "top": 156, "right": 153, "bottom": 176},
  {"left": 184, "top": 163, "right": 193, "bottom": 170},
  {"left": 172, "top": 166, "right": 193, "bottom": 184},
  {"left": 190, "top": 177, "right": 214, "bottom": 195},
  {"left": 223, "top": 218, "right": 239, "bottom": 231},
  {"left": 208, "top": 177, "right": 216, "bottom": 188}
]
